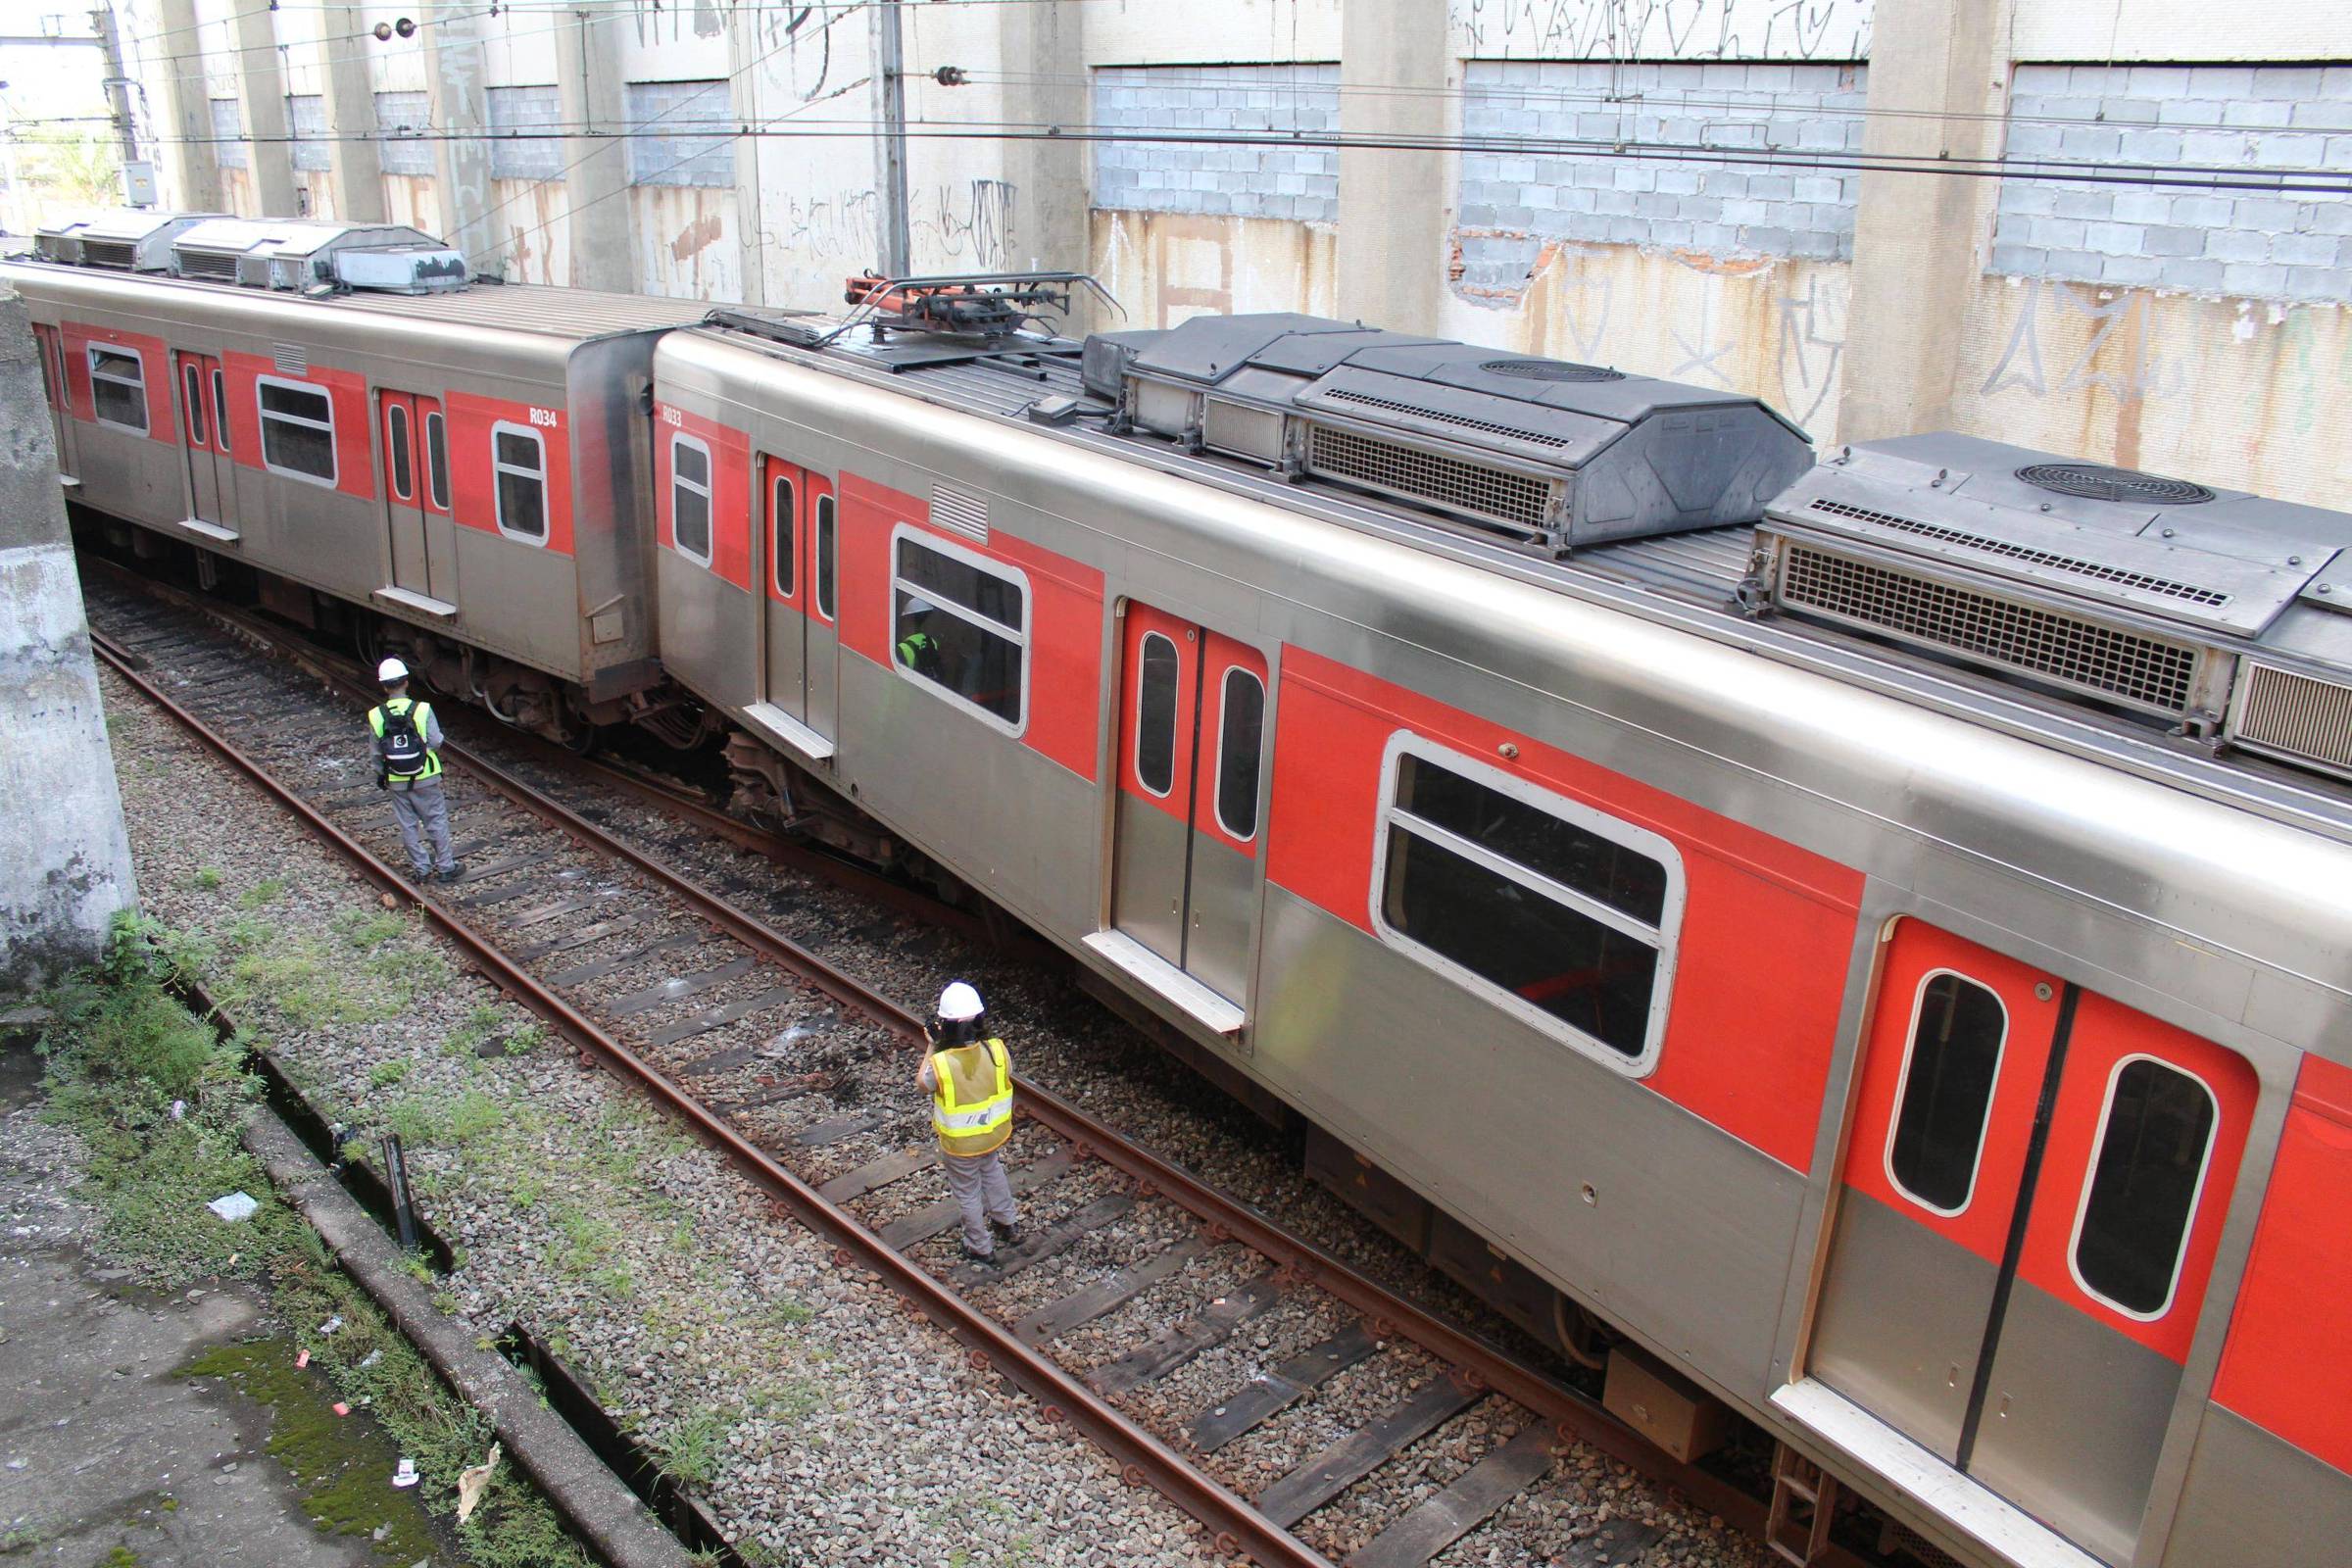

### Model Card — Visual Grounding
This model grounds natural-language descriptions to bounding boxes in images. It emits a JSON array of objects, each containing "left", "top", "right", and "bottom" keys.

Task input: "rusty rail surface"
[{"left": 93, "top": 579, "right": 1874, "bottom": 1568}]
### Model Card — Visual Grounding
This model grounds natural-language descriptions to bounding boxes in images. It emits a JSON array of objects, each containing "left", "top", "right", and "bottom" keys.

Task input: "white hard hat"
[
  {"left": 377, "top": 657, "right": 410, "bottom": 683},
  {"left": 905, "top": 597, "right": 934, "bottom": 616},
  {"left": 937, "top": 981, "right": 984, "bottom": 1021}
]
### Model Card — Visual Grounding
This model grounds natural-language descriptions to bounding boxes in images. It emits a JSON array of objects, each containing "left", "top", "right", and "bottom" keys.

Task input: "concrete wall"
[
  {"left": 0, "top": 290, "right": 136, "bottom": 991},
  {"left": 106, "top": 0, "right": 2352, "bottom": 507}
]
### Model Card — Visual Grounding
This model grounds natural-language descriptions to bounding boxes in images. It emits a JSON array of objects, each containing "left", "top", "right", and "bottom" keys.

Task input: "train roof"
[{"left": 682, "top": 305, "right": 2352, "bottom": 850}]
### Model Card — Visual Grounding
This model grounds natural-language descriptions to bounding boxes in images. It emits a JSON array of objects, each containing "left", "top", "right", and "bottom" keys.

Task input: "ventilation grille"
[
  {"left": 176, "top": 250, "right": 239, "bottom": 282},
  {"left": 273, "top": 343, "right": 310, "bottom": 376},
  {"left": 1806, "top": 499, "right": 2231, "bottom": 607},
  {"left": 1779, "top": 544, "right": 2200, "bottom": 714},
  {"left": 929, "top": 484, "right": 988, "bottom": 544},
  {"left": 1480, "top": 357, "right": 1626, "bottom": 383},
  {"left": 1320, "top": 386, "right": 1574, "bottom": 449},
  {"left": 2016, "top": 463, "right": 2216, "bottom": 507},
  {"left": 1202, "top": 398, "right": 1285, "bottom": 463},
  {"left": 2232, "top": 662, "right": 2352, "bottom": 777},
  {"left": 79, "top": 239, "right": 137, "bottom": 270},
  {"left": 1305, "top": 424, "right": 1553, "bottom": 531}
]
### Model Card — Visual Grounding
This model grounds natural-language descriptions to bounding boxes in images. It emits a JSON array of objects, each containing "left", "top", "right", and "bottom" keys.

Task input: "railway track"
[{"left": 81, "top": 567, "right": 1865, "bottom": 1568}]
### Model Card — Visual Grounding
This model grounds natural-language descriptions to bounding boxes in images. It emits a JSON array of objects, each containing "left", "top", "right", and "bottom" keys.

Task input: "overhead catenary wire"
[{"left": 50, "top": 117, "right": 2352, "bottom": 196}]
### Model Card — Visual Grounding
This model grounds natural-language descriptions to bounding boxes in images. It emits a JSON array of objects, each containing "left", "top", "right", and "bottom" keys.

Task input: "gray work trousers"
[
  {"left": 939, "top": 1146, "right": 1017, "bottom": 1255},
  {"left": 388, "top": 777, "right": 455, "bottom": 876}
]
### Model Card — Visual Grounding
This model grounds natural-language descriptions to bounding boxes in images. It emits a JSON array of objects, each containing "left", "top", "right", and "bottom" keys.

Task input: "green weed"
[
  {"left": 367, "top": 1058, "right": 410, "bottom": 1090},
  {"left": 654, "top": 1405, "right": 732, "bottom": 1491},
  {"left": 190, "top": 867, "right": 222, "bottom": 892},
  {"left": 236, "top": 876, "right": 289, "bottom": 910}
]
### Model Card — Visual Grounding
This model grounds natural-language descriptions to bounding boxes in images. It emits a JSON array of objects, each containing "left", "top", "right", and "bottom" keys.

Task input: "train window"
[
  {"left": 257, "top": 376, "right": 336, "bottom": 484},
  {"left": 1885, "top": 972, "right": 2006, "bottom": 1215},
  {"left": 423, "top": 411, "right": 447, "bottom": 509},
  {"left": 181, "top": 362, "right": 207, "bottom": 446},
  {"left": 1372, "top": 735, "right": 1682, "bottom": 1071},
  {"left": 212, "top": 368, "right": 231, "bottom": 454},
  {"left": 814, "top": 496, "right": 836, "bottom": 621},
  {"left": 88, "top": 346, "right": 149, "bottom": 433},
  {"left": 2070, "top": 1056, "right": 2219, "bottom": 1320},
  {"left": 492, "top": 423, "right": 547, "bottom": 542},
  {"left": 1133, "top": 633, "right": 1180, "bottom": 797},
  {"left": 386, "top": 403, "right": 414, "bottom": 501},
  {"left": 1214, "top": 666, "right": 1265, "bottom": 840},
  {"left": 770, "top": 473, "right": 796, "bottom": 598},
  {"left": 890, "top": 525, "right": 1027, "bottom": 732},
  {"left": 670, "top": 433, "right": 712, "bottom": 564}
]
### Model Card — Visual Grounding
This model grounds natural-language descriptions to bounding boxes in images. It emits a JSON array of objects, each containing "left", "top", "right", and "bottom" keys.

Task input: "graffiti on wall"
[
  {"left": 1458, "top": 0, "right": 1874, "bottom": 61},
  {"left": 1981, "top": 278, "right": 2183, "bottom": 406},
  {"left": 766, "top": 180, "right": 1019, "bottom": 271}
]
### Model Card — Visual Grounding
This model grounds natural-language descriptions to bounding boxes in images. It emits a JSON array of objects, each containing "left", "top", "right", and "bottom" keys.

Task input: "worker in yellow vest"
[{"left": 916, "top": 981, "right": 1020, "bottom": 1263}]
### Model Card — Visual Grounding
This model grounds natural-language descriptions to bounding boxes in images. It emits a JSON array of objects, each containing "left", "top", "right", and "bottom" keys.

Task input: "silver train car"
[{"left": 13, "top": 233, "right": 2352, "bottom": 1568}]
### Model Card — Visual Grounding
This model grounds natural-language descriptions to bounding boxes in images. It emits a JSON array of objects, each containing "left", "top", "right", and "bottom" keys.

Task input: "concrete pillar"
[
  {"left": 997, "top": 0, "right": 1089, "bottom": 305},
  {"left": 728, "top": 3, "right": 767, "bottom": 306},
  {"left": 228, "top": 0, "right": 298, "bottom": 216},
  {"left": 0, "top": 290, "right": 136, "bottom": 992},
  {"left": 422, "top": 2, "right": 498, "bottom": 266},
  {"left": 152, "top": 0, "right": 220, "bottom": 211},
  {"left": 556, "top": 0, "right": 632, "bottom": 291},
  {"left": 1835, "top": 0, "right": 2017, "bottom": 440},
  {"left": 321, "top": 24, "right": 387, "bottom": 223},
  {"left": 1336, "top": 0, "right": 1450, "bottom": 333}
]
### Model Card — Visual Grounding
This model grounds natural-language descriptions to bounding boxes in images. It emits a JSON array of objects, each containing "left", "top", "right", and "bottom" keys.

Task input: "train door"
[
  {"left": 377, "top": 390, "right": 454, "bottom": 606},
  {"left": 33, "top": 324, "right": 75, "bottom": 480},
  {"left": 172, "top": 350, "right": 234, "bottom": 534},
  {"left": 744, "top": 456, "right": 834, "bottom": 759},
  {"left": 1104, "top": 603, "right": 1269, "bottom": 1027},
  {"left": 1808, "top": 919, "right": 2256, "bottom": 1564}
]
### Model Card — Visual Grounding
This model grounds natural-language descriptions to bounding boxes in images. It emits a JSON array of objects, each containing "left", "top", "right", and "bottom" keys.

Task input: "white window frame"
[
  {"left": 1367, "top": 730, "right": 1684, "bottom": 1077},
  {"left": 87, "top": 344, "right": 150, "bottom": 435},
  {"left": 813, "top": 493, "right": 837, "bottom": 623},
  {"left": 385, "top": 400, "right": 414, "bottom": 502},
  {"left": 1131, "top": 630, "right": 1181, "bottom": 800},
  {"left": 768, "top": 469, "right": 796, "bottom": 599},
  {"left": 887, "top": 521, "right": 1030, "bottom": 738},
  {"left": 180, "top": 358, "right": 207, "bottom": 447},
  {"left": 490, "top": 419, "right": 549, "bottom": 546},
  {"left": 1881, "top": 967, "right": 2007, "bottom": 1219},
  {"left": 2064, "top": 1052, "right": 2220, "bottom": 1323},
  {"left": 254, "top": 371, "right": 337, "bottom": 487},
  {"left": 1211, "top": 663, "right": 1266, "bottom": 843},
  {"left": 669, "top": 430, "right": 713, "bottom": 567},
  {"left": 422, "top": 409, "right": 447, "bottom": 510}
]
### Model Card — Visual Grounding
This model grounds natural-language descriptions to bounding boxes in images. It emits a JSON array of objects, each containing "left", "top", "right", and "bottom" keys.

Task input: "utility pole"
[
  {"left": 89, "top": 6, "right": 139, "bottom": 171},
  {"left": 871, "top": 0, "right": 910, "bottom": 275}
]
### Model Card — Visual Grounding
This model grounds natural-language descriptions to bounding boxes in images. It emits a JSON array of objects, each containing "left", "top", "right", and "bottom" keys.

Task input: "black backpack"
[{"left": 379, "top": 701, "right": 428, "bottom": 775}]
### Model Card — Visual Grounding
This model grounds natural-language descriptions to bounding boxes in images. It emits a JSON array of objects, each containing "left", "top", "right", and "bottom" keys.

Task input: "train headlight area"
[{"left": 14, "top": 210, "right": 2352, "bottom": 1568}]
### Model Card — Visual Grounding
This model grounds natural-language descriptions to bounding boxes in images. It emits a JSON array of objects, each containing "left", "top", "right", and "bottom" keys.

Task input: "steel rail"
[
  {"left": 95, "top": 589, "right": 1874, "bottom": 1568},
  {"left": 91, "top": 627, "right": 1337, "bottom": 1568}
]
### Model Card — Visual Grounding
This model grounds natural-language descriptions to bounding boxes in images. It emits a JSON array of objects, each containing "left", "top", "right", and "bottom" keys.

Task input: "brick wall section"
[
  {"left": 625, "top": 79, "right": 735, "bottom": 189},
  {"left": 373, "top": 91, "right": 433, "bottom": 177},
  {"left": 486, "top": 84, "right": 564, "bottom": 181},
  {"left": 1993, "top": 64, "right": 2352, "bottom": 303},
  {"left": 287, "top": 94, "right": 329, "bottom": 172},
  {"left": 1092, "top": 64, "right": 1341, "bottom": 222},
  {"left": 211, "top": 97, "right": 247, "bottom": 171},
  {"left": 1455, "top": 59, "right": 1866, "bottom": 293}
]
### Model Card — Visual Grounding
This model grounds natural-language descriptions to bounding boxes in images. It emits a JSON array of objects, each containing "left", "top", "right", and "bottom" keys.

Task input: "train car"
[
  {"left": 4, "top": 217, "right": 710, "bottom": 745},
  {"left": 644, "top": 299, "right": 2352, "bottom": 1568},
  {"left": 13, "top": 223, "right": 2352, "bottom": 1567}
]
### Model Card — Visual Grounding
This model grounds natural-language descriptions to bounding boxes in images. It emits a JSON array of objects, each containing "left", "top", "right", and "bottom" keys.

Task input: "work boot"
[
  {"left": 990, "top": 1219, "right": 1021, "bottom": 1247},
  {"left": 440, "top": 860, "right": 465, "bottom": 882},
  {"left": 961, "top": 1242, "right": 996, "bottom": 1265}
]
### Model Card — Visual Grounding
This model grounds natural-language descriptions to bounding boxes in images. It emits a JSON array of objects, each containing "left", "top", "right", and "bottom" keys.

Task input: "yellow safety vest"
[
  {"left": 929, "top": 1039, "right": 1012, "bottom": 1157},
  {"left": 368, "top": 697, "right": 442, "bottom": 782}
]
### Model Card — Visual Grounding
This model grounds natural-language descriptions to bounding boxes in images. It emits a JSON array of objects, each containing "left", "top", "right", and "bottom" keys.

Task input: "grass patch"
[
  {"left": 236, "top": 876, "right": 289, "bottom": 909},
  {"left": 190, "top": 867, "right": 222, "bottom": 892},
  {"left": 368, "top": 1058, "right": 411, "bottom": 1090},
  {"left": 654, "top": 1405, "right": 733, "bottom": 1491}
]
